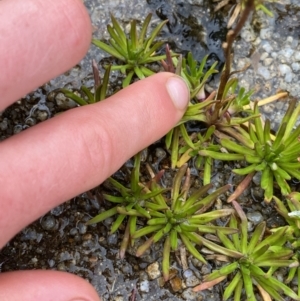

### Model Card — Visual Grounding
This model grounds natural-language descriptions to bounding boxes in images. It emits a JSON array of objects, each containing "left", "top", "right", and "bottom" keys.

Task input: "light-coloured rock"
[{"left": 146, "top": 261, "right": 161, "bottom": 280}]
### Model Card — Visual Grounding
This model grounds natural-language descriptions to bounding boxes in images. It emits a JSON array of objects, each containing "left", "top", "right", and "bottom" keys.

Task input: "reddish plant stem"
[{"left": 216, "top": 0, "right": 255, "bottom": 100}]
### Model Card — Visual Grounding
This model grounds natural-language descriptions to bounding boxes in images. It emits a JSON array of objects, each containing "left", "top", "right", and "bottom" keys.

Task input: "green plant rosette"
[
  {"left": 194, "top": 201, "right": 299, "bottom": 301},
  {"left": 93, "top": 13, "right": 168, "bottom": 87}
]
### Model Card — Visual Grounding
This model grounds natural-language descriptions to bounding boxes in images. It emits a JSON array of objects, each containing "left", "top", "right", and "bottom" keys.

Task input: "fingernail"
[{"left": 166, "top": 76, "right": 190, "bottom": 111}]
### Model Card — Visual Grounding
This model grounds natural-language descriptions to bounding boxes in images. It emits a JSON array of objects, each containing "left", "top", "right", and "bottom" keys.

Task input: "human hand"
[{"left": 0, "top": 0, "right": 189, "bottom": 300}]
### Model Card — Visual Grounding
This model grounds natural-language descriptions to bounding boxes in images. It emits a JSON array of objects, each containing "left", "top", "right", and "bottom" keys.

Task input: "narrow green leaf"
[
  {"left": 141, "top": 41, "right": 165, "bottom": 62},
  {"left": 277, "top": 162, "right": 300, "bottom": 169},
  {"left": 221, "top": 77, "right": 238, "bottom": 100},
  {"left": 144, "top": 19, "right": 168, "bottom": 52},
  {"left": 147, "top": 217, "right": 168, "bottom": 225},
  {"left": 162, "top": 236, "right": 171, "bottom": 281},
  {"left": 139, "top": 13, "right": 152, "bottom": 45},
  {"left": 134, "top": 204, "right": 151, "bottom": 219},
  {"left": 200, "top": 236, "right": 243, "bottom": 258},
  {"left": 264, "top": 176, "right": 274, "bottom": 202},
  {"left": 170, "top": 229, "right": 178, "bottom": 251},
  {"left": 191, "top": 184, "right": 231, "bottom": 212},
  {"left": 180, "top": 123, "right": 195, "bottom": 149},
  {"left": 251, "top": 244, "right": 270, "bottom": 262},
  {"left": 102, "top": 194, "right": 125, "bottom": 203},
  {"left": 165, "top": 128, "right": 173, "bottom": 149},
  {"left": 108, "top": 177, "right": 130, "bottom": 193},
  {"left": 240, "top": 265, "right": 256, "bottom": 301},
  {"left": 256, "top": 259, "right": 297, "bottom": 268},
  {"left": 221, "top": 138, "right": 256, "bottom": 156},
  {"left": 81, "top": 86, "right": 95, "bottom": 104},
  {"left": 132, "top": 224, "right": 163, "bottom": 239},
  {"left": 229, "top": 214, "right": 240, "bottom": 251},
  {"left": 170, "top": 126, "right": 180, "bottom": 169},
  {"left": 116, "top": 207, "right": 144, "bottom": 217},
  {"left": 180, "top": 183, "right": 213, "bottom": 212},
  {"left": 110, "top": 213, "right": 126, "bottom": 234},
  {"left": 223, "top": 272, "right": 242, "bottom": 301},
  {"left": 232, "top": 201, "right": 248, "bottom": 254},
  {"left": 247, "top": 222, "right": 266, "bottom": 253},
  {"left": 87, "top": 207, "right": 118, "bottom": 225},
  {"left": 188, "top": 209, "right": 234, "bottom": 224},
  {"left": 260, "top": 166, "right": 271, "bottom": 190},
  {"left": 122, "top": 70, "right": 135, "bottom": 88},
  {"left": 171, "top": 163, "right": 187, "bottom": 208},
  {"left": 285, "top": 266, "right": 297, "bottom": 284},
  {"left": 264, "top": 119, "right": 271, "bottom": 143},
  {"left": 245, "top": 154, "right": 263, "bottom": 164},
  {"left": 233, "top": 277, "right": 243, "bottom": 301},
  {"left": 136, "top": 236, "right": 154, "bottom": 257},
  {"left": 134, "top": 66, "right": 145, "bottom": 80},
  {"left": 233, "top": 163, "right": 258, "bottom": 175},
  {"left": 217, "top": 230, "right": 238, "bottom": 251},
  {"left": 254, "top": 160, "right": 267, "bottom": 171},
  {"left": 99, "top": 65, "right": 111, "bottom": 101},
  {"left": 273, "top": 122, "right": 287, "bottom": 150},
  {"left": 204, "top": 125, "right": 216, "bottom": 140},
  {"left": 254, "top": 226, "right": 288, "bottom": 254},
  {"left": 145, "top": 201, "right": 168, "bottom": 211},
  {"left": 110, "top": 14, "right": 127, "bottom": 45},
  {"left": 139, "top": 66, "right": 155, "bottom": 77},
  {"left": 255, "top": 248, "right": 293, "bottom": 262},
  {"left": 142, "top": 54, "right": 167, "bottom": 63},
  {"left": 148, "top": 210, "right": 166, "bottom": 218},
  {"left": 274, "top": 166, "right": 292, "bottom": 180},
  {"left": 200, "top": 225, "right": 238, "bottom": 235},
  {"left": 203, "top": 157, "right": 212, "bottom": 185},
  {"left": 184, "top": 100, "right": 215, "bottom": 116},
  {"left": 248, "top": 264, "right": 267, "bottom": 277},
  {"left": 273, "top": 171, "right": 291, "bottom": 195},
  {"left": 249, "top": 123, "right": 258, "bottom": 144},
  {"left": 258, "top": 273, "right": 300, "bottom": 300},
  {"left": 283, "top": 124, "right": 300, "bottom": 148},
  {"left": 107, "top": 24, "right": 127, "bottom": 51},
  {"left": 92, "top": 38, "right": 125, "bottom": 60},
  {"left": 129, "top": 215, "right": 137, "bottom": 236},
  {"left": 130, "top": 19, "right": 137, "bottom": 50},
  {"left": 153, "top": 223, "right": 172, "bottom": 243},
  {"left": 204, "top": 262, "right": 239, "bottom": 282},
  {"left": 220, "top": 126, "right": 254, "bottom": 149},
  {"left": 131, "top": 152, "right": 141, "bottom": 192},
  {"left": 199, "top": 150, "right": 244, "bottom": 161},
  {"left": 254, "top": 142, "right": 265, "bottom": 158},
  {"left": 253, "top": 102, "right": 264, "bottom": 145},
  {"left": 61, "top": 89, "right": 88, "bottom": 106},
  {"left": 180, "top": 233, "right": 206, "bottom": 264},
  {"left": 283, "top": 100, "right": 300, "bottom": 142},
  {"left": 119, "top": 221, "right": 130, "bottom": 259},
  {"left": 255, "top": 275, "right": 285, "bottom": 301}
]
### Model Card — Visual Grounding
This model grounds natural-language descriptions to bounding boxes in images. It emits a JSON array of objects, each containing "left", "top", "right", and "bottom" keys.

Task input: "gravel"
[
  {"left": 1, "top": 1, "right": 300, "bottom": 301},
  {"left": 231, "top": 2, "right": 300, "bottom": 129}
]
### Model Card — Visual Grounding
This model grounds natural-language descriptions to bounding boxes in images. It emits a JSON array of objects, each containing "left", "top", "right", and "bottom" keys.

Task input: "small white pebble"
[
  {"left": 140, "top": 280, "right": 150, "bottom": 292},
  {"left": 263, "top": 58, "right": 273, "bottom": 66},
  {"left": 257, "top": 66, "right": 271, "bottom": 80},
  {"left": 291, "top": 62, "right": 300, "bottom": 72},
  {"left": 278, "top": 64, "right": 292, "bottom": 76}
]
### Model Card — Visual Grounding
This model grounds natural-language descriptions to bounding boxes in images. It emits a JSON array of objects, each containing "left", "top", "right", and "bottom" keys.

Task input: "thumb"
[
  {"left": 0, "top": 72, "right": 190, "bottom": 247},
  {"left": 0, "top": 270, "right": 101, "bottom": 301}
]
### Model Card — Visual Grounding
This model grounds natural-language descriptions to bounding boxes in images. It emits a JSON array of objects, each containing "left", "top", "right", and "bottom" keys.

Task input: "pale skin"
[{"left": 0, "top": 0, "right": 189, "bottom": 300}]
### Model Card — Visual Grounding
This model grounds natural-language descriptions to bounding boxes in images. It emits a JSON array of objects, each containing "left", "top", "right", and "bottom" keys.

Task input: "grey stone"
[
  {"left": 246, "top": 211, "right": 264, "bottom": 225},
  {"left": 257, "top": 66, "right": 271, "bottom": 80}
]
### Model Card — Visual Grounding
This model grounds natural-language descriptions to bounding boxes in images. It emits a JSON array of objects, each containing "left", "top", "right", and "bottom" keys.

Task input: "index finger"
[{"left": 0, "top": 0, "right": 92, "bottom": 110}]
